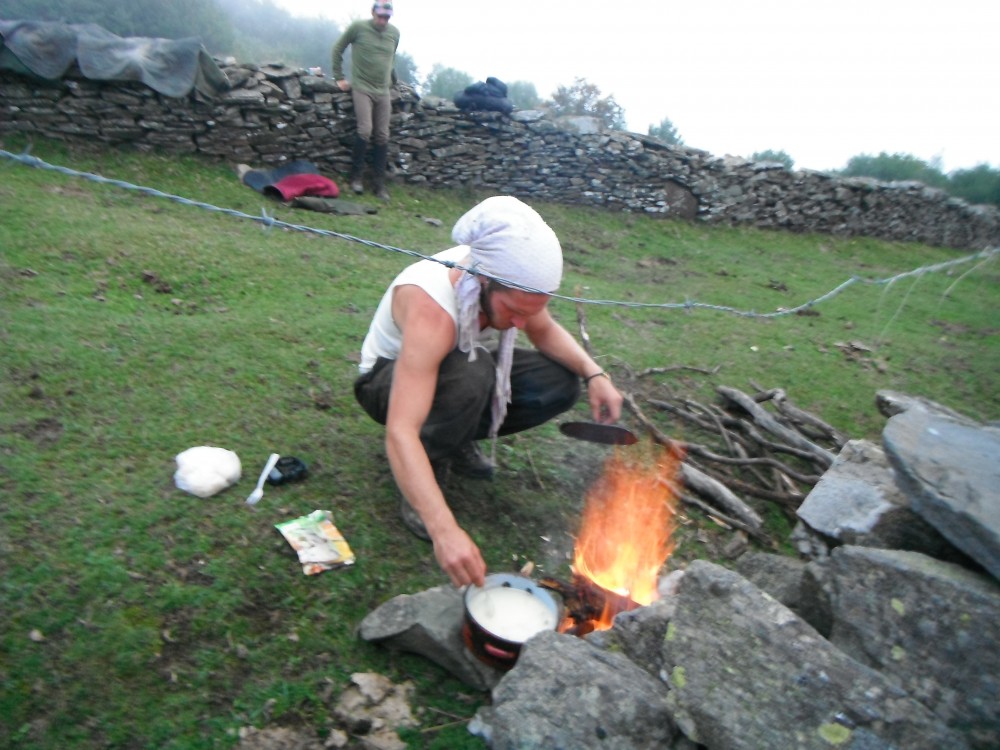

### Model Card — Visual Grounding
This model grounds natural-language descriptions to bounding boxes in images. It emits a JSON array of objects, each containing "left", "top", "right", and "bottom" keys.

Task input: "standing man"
[
  {"left": 331, "top": 2, "right": 400, "bottom": 201},
  {"left": 354, "top": 196, "right": 624, "bottom": 588}
]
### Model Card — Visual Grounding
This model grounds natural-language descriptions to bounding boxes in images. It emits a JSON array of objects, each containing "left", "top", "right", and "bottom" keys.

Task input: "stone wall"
[{"left": 3, "top": 60, "right": 998, "bottom": 251}]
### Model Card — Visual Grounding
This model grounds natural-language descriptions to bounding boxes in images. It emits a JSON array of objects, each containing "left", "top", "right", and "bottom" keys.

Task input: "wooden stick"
[
  {"left": 712, "top": 472, "right": 805, "bottom": 507},
  {"left": 679, "top": 441, "right": 821, "bottom": 485},
  {"left": 679, "top": 492, "right": 773, "bottom": 545},
  {"left": 574, "top": 287, "right": 594, "bottom": 357},
  {"left": 525, "top": 447, "right": 545, "bottom": 492},
  {"left": 717, "top": 386, "right": 835, "bottom": 469},
  {"left": 621, "top": 392, "right": 763, "bottom": 530},
  {"left": 637, "top": 364, "right": 722, "bottom": 377},
  {"left": 771, "top": 389, "right": 848, "bottom": 446},
  {"left": 649, "top": 398, "right": 827, "bottom": 471},
  {"left": 677, "top": 462, "right": 764, "bottom": 531}
]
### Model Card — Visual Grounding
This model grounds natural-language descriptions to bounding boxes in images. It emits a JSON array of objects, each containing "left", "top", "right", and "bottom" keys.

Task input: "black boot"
[
  {"left": 372, "top": 142, "right": 390, "bottom": 202},
  {"left": 350, "top": 135, "right": 368, "bottom": 194},
  {"left": 449, "top": 441, "right": 495, "bottom": 480}
]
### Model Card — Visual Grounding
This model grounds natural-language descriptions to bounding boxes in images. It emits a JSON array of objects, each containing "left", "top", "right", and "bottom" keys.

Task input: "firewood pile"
[{"left": 577, "top": 308, "right": 848, "bottom": 549}]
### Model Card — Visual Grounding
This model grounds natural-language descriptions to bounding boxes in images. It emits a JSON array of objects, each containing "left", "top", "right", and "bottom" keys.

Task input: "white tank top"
[{"left": 359, "top": 246, "right": 470, "bottom": 373}]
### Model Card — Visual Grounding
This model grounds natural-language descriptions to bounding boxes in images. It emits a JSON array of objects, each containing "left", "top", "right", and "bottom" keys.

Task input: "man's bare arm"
[
  {"left": 385, "top": 285, "right": 487, "bottom": 586},
  {"left": 522, "top": 308, "right": 623, "bottom": 423}
]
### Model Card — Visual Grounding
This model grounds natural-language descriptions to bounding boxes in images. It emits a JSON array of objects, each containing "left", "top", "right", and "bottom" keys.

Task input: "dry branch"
[
  {"left": 678, "top": 440, "right": 821, "bottom": 485},
  {"left": 638, "top": 364, "right": 722, "bottom": 377},
  {"left": 574, "top": 290, "right": 594, "bottom": 357},
  {"left": 621, "top": 392, "right": 764, "bottom": 532},
  {"left": 570, "top": 310, "right": 846, "bottom": 544},
  {"left": 678, "top": 492, "right": 773, "bottom": 545},
  {"left": 750, "top": 384, "right": 848, "bottom": 446},
  {"left": 716, "top": 386, "right": 836, "bottom": 469},
  {"left": 677, "top": 462, "right": 765, "bottom": 532}
]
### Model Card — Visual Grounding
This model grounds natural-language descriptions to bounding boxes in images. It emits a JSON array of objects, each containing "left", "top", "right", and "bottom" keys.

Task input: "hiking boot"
[
  {"left": 349, "top": 134, "right": 368, "bottom": 195},
  {"left": 372, "top": 142, "right": 390, "bottom": 202},
  {"left": 449, "top": 441, "right": 495, "bottom": 480},
  {"left": 399, "top": 496, "right": 430, "bottom": 541}
]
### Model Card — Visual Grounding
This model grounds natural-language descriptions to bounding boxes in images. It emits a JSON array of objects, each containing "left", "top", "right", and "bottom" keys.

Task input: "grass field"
[{"left": 1, "top": 135, "right": 997, "bottom": 749}]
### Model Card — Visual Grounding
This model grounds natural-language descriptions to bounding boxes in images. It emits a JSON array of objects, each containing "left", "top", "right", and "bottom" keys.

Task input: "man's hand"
[
  {"left": 385, "top": 282, "right": 488, "bottom": 587},
  {"left": 336, "top": 79, "right": 351, "bottom": 92},
  {"left": 432, "top": 525, "right": 487, "bottom": 588},
  {"left": 521, "top": 309, "right": 625, "bottom": 424},
  {"left": 587, "top": 373, "right": 623, "bottom": 424}
]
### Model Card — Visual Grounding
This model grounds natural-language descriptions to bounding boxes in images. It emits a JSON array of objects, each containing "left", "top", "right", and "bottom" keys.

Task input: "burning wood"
[
  {"left": 539, "top": 573, "right": 640, "bottom": 636},
  {"left": 543, "top": 444, "right": 684, "bottom": 633}
]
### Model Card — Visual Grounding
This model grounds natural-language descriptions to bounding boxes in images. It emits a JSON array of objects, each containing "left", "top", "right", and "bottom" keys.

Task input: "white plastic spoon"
[{"left": 246, "top": 453, "right": 280, "bottom": 505}]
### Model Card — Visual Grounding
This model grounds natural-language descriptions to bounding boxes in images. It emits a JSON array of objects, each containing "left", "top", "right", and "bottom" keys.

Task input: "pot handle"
[{"left": 483, "top": 642, "right": 517, "bottom": 661}]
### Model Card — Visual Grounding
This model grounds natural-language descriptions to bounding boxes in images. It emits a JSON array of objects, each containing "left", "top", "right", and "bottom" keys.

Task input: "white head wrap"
[{"left": 450, "top": 196, "right": 563, "bottom": 438}]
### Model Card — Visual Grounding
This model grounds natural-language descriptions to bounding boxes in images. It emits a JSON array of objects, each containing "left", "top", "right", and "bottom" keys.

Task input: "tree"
[
  {"left": 840, "top": 152, "right": 947, "bottom": 189},
  {"left": 507, "top": 80, "right": 540, "bottom": 110},
  {"left": 216, "top": 0, "right": 339, "bottom": 69},
  {"left": 423, "top": 65, "right": 474, "bottom": 99},
  {"left": 647, "top": 117, "right": 683, "bottom": 145},
  {"left": 393, "top": 51, "right": 419, "bottom": 87},
  {"left": 547, "top": 77, "right": 626, "bottom": 130},
  {"left": 948, "top": 164, "right": 1000, "bottom": 207},
  {"left": 750, "top": 149, "right": 794, "bottom": 169}
]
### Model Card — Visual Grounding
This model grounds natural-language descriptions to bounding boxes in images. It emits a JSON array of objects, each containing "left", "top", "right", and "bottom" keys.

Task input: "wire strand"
[{"left": 4, "top": 147, "right": 996, "bottom": 318}]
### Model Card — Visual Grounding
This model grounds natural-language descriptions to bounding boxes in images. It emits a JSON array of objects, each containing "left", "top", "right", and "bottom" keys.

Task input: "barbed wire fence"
[{"left": 4, "top": 147, "right": 997, "bottom": 324}]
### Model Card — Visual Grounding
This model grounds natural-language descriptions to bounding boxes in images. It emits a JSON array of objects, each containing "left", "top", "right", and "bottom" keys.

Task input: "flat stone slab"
[
  {"left": 358, "top": 585, "right": 502, "bottom": 691},
  {"left": 883, "top": 407, "right": 1000, "bottom": 579}
]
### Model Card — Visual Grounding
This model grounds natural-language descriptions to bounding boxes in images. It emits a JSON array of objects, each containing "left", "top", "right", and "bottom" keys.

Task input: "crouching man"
[{"left": 354, "top": 196, "right": 623, "bottom": 587}]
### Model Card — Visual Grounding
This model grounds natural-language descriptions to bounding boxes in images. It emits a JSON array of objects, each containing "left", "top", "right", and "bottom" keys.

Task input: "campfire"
[{"left": 543, "top": 443, "right": 684, "bottom": 634}]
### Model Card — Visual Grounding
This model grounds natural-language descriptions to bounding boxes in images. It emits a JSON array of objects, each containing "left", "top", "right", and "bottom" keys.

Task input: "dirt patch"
[
  {"left": 10, "top": 416, "right": 64, "bottom": 446},
  {"left": 235, "top": 726, "right": 326, "bottom": 750}
]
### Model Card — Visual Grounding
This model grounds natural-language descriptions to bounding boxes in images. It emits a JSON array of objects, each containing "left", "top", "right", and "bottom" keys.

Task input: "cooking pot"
[{"left": 463, "top": 573, "right": 561, "bottom": 670}]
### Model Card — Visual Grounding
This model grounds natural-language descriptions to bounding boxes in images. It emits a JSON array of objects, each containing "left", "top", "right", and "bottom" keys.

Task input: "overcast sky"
[{"left": 271, "top": 0, "right": 998, "bottom": 174}]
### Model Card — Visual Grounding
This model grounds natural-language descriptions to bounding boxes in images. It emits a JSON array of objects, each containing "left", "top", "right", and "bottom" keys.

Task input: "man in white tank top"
[{"left": 355, "top": 197, "right": 623, "bottom": 588}]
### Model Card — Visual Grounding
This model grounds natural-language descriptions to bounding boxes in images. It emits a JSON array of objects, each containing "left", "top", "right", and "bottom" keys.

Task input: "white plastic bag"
[{"left": 174, "top": 446, "right": 242, "bottom": 498}]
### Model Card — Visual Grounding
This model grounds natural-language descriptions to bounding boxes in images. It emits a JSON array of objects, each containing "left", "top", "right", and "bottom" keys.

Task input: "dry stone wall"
[{"left": 3, "top": 60, "right": 998, "bottom": 251}]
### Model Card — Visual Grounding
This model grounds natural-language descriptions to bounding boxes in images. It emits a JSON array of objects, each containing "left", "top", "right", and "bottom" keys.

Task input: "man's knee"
[
  {"left": 437, "top": 350, "right": 494, "bottom": 406},
  {"left": 548, "top": 372, "right": 581, "bottom": 413}
]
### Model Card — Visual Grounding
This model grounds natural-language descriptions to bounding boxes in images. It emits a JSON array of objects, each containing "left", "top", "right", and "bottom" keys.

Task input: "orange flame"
[{"left": 572, "top": 443, "right": 683, "bottom": 629}]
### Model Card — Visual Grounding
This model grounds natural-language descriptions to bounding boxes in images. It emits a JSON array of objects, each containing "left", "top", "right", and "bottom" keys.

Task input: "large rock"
[
  {"left": 733, "top": 550, "right": 809, "bottom": 614},
  {"left": 470, "top": 629, "right": 677, "bottom": 750},
  {"left": 358, "top": 585, "right": 502, "bottom": 691},
  {"left": 875, "top": 390, "right": 982, "bottom": 423},
  {"left": 882, "top": 406, "right": 1000, "bottom": 579},
  {"left": 820, "top": 546, "right": 1000, "bottom": 749},
  {"left": 661, "top": 560, "right": 967, "bottom": 749},
  {"left": 796, "top": 439, "right": 965, "bottom": 560},
  {"left": 584, "top": 596, "right": 677, "bottom": 680}
]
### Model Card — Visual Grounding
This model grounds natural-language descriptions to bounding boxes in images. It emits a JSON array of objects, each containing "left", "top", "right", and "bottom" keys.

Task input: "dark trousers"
[{"left": 354, "top": 347, "right": 581, "bottom": 462}]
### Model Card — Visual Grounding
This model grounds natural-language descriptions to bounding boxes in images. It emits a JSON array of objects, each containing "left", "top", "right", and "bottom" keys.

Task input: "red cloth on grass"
[{"left": 266, "top": 174, "right": 340, "bottom": 201}]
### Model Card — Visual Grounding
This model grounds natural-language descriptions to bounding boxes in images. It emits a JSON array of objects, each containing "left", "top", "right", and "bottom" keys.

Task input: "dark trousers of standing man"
[
  {"left": 354, "top": 348, "right": 581, "bottom": 463},
  {"left": 350, "top": 89, "right": 392, "bottom": 196}
]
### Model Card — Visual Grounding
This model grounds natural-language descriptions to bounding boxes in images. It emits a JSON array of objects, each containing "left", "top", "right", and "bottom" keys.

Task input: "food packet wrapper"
[
  {"left": 276, "top": 510, "right": 356, "bottom": 575},
  {"left": 174, "top": 446, "right": 241, "bottom": 498}
]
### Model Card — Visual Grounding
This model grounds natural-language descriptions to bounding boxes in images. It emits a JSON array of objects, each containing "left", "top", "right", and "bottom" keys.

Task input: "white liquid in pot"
[{"left": 468, "top": 586, "right": 557, "bottom": 643}]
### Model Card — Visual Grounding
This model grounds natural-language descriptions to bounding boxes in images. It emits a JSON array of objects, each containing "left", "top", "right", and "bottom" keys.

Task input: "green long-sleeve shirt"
[{"left": 331, "top": 19, "right": 399, "bottom": 96}]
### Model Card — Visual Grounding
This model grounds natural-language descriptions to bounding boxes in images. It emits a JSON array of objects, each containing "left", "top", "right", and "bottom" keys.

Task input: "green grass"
[{"left": 1, "top": 136, "right": 998, "bottom": 749}]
